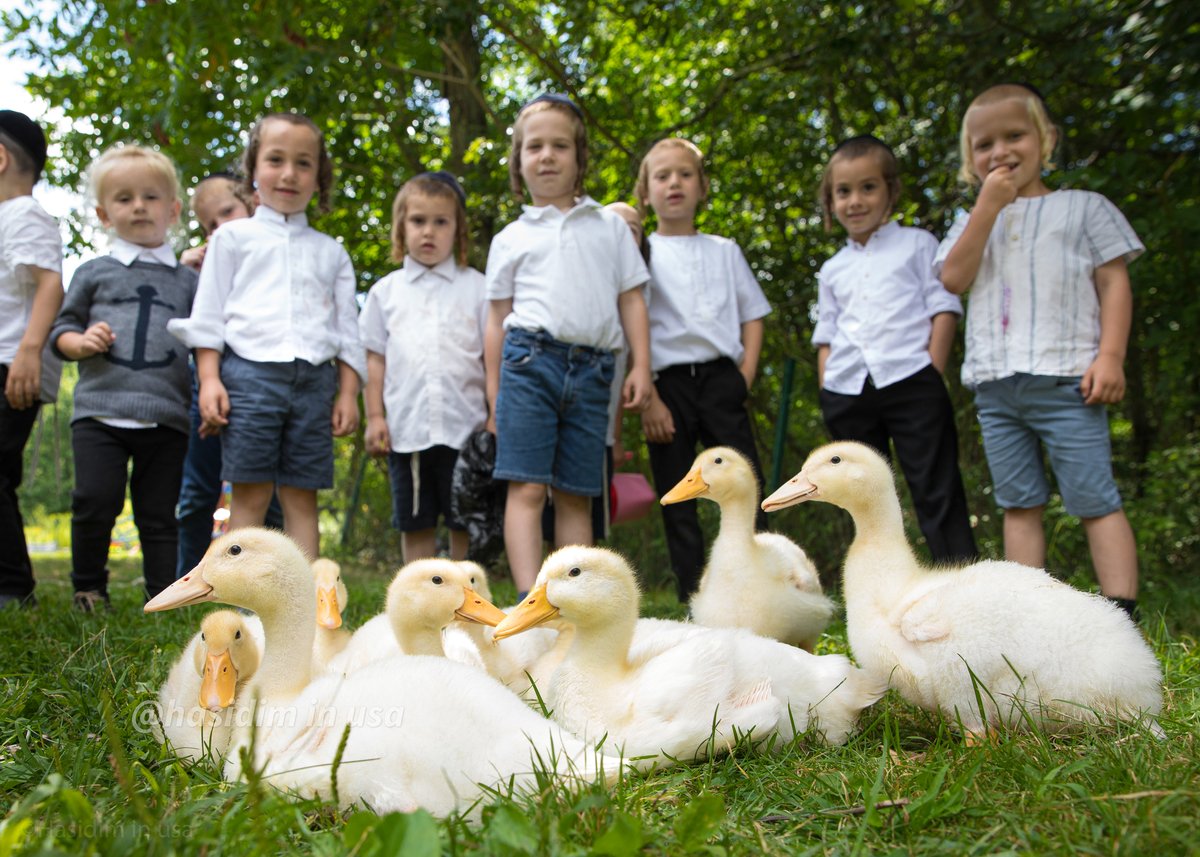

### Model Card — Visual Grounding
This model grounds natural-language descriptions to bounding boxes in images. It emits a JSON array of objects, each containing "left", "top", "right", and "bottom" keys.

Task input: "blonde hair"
[
  {"left": 958, "top": 84, "right": 1058, "bottom": 186},
  {"left": 242, "top": 112, "right": 334, "bottom": 213},
  {"left": 817, "top": 135, "right": 901, "bottom": 233},
  {"left": 508, "top": 100, "right": 588, "bottom": 199},
  {"left": 191, "top": 174, "right": 254, "bottom": 237},
  {"left": 390, "top": 174, "right": 469, "bottom": 265},
  {"left": 634, "top": 137, "right": 710, "bottom": 221},
  {"left": 89, "top": 143, "right": 181, "bottom": 205}
]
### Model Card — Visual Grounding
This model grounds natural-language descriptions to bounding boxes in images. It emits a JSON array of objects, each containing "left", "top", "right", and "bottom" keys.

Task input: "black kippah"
[
  {"left": 833, "top": 133, "right": 894, "bottom": 158},
  {"left": 0, "top": 109, "right": 48, "bottom": 181},
  {"left": 519, "top": 93, "right": 584, "bottom": 120},
  {"left": 417, "top": 170, "right": 466, "bottom": 204}
]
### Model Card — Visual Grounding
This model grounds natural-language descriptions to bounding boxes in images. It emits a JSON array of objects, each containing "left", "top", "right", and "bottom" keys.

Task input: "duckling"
[
  {"left": 493, "top": 546, "right": 884, "bottom": 762},
  {"left": 762, "top": 441, "right": 1164, "bottom": 739},
  {"left": 663, "top": 446, "right": 834, "bottom": 650},
  {"left": 311, "top": 558, "right": 350, "bottom": 673},
  {"left": 145, "top": 529, "right": 623, "bottom": 815},
  {"left": 384, "top": 558, "right": 508, "bottom": 658},
  {"left": 155, "top": 609, "right": 263, "bottom": 761}
]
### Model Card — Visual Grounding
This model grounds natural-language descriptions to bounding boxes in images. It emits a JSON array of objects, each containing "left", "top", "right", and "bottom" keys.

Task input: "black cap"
[
  {"left": 417, "top": 170, "right": 467, "bottom": 204},
  {"left": 519, "top": 93, "right": 584, "bottom": 120},
  {"left": 0, "top": 110, "right": 48, "bottom": 181}
]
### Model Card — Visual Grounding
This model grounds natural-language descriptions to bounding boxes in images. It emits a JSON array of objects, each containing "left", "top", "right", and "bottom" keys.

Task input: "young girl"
[
  {"left": 813, "top": 134, "right": 976, "bottom": 564},
  {"left": 169, "top": 113, "right": 365, "bottom": 560},
  {"left": 360, "top": 171, "right": 486, "bottom": 562},
  {"left": 484, "top": 93, "right": 652, "bottom": 596},
  {"left": 937, "top": 84, "right": 1144, "bottom": 616},
  {"left": 179, "top": 172, "right": 253, "bottom": 271},
  {"left": 634, "top": 137, "right": 772, "bottom": 602},
  {"left": 50, "top": 143, "right": 198, "bottom": 609}
]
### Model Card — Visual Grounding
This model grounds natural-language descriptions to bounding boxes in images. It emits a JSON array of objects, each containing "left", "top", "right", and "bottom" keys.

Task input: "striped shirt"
[{"left": 934, "top": 190, "right": 1143, "bottom": 387}]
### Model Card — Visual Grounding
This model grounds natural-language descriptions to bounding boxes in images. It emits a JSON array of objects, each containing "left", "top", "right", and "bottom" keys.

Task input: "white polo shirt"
[
  {"left": 0, "top": 195, "right": 62, "bottom": 403},
  {"left": 168, "top": 205, "right": 366, "bottom": 382},
  {"left": 359, "top": 256, "right": 487, "bottom": 453},
  {"left": 814, "top": 221, "right": 962, "bottom": 394},
  {"left": 485, "top": 196, "right": 648, "bottom": 352}
]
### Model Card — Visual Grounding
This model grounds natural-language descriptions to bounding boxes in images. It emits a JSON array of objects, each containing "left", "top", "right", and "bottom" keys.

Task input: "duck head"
[
  {"left": 762, "top": 441, "right": 889, "bottom": 514},
  {"left": 661, "top": 446, "right": 756, "bottom": 506},
  {"left": 312, "top": 558, "right": 348, "bottom": 630},
  {"left": 194, "top": 609, "right": 260, "bottom": 711}
]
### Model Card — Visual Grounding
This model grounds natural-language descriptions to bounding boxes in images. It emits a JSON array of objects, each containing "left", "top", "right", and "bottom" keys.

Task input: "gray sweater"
[{"left": 51, "top": 256, "right": 198, "bottom": 434}]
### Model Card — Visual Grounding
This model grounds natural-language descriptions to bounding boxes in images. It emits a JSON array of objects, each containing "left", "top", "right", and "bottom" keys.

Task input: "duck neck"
[
  {"left": 711, "top": 489, "right": 757, "bottom": 552},
  {"left": 569, "top": 609, "right": 637, "bottom": 680},
  {"left": 841, "top": 491, "right": 923, "bottom": 603},
  {"left": 395, "top": 621, "right": 447, "bottom": 658},
  {"left": 255, "top": 596, "right": 316, "bottom": 702}
]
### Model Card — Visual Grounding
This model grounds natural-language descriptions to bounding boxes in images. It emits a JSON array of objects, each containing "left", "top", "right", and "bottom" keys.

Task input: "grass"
[{"left": 1, "top": 554, "right": 1198, "bottom": 856}]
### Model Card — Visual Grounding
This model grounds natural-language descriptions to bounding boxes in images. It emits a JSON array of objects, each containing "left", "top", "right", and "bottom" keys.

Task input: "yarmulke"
[
  {"left": 519, "top": 93, "right": 584, "bottom": 120},
  {"left": 0, "top": 110, "right": 48, "bottom": 181},
  {"left": 418, "top": 170, "right": 467, "bottom": 204}
]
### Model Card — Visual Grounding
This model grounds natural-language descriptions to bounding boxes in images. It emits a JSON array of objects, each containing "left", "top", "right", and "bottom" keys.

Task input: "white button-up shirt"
[
  {"left": 109, "top": 236, "right": 178, "bottom": 268},
  {"left": 359, "top": 256, "right": 487, "bottom": 452},
  {"left": 168, "top": 205, "right": 366, "bottom": 381},
  {"left": 814, "top": 221, "right": 962, "bottom": 394}
]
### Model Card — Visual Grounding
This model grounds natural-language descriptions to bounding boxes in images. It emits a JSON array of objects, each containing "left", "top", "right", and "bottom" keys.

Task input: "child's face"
[
  {"left": 829, "top": 153, "right": 891, "bottom": 244},
  {"left": 966, "top": 98, "right": 1049, "bottom": 198},
  {"left": 606, "top": 202, "right": 643, "bottom": 245},
  {"left": 518, "top": 109, "right": 579, "bottom": 209},
  {"left": 194, "top": 179, "right": 251, "bottom": 236},
  {"left": 643, "top": 146, "right": 704, "bottom": 228},
  {"left": 95, "top": 161, "right": 181, "bottom": 247},
  {"left": 253, "top": 119, "right": 320, "bottom": 215},
  {"left": 403, "top": 191, "right": 457, "bottom": 267}
]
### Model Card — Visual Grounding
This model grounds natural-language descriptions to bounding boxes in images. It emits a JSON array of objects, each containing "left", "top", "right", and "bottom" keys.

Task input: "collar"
[
  {"left": 254, "top": 204, "right": 309, "bottom": 229},
  {"left": 403, "top": 254, "right": 457, "bottom": 283},
  {"left": 110, "top": 236, "right": 178, "bottom": 268},
  {"left": 520, "top": 195, "right": 600, "bottom": 222},
  {"left": 846, "top": 218, "right": 899, "bottom": 251}
]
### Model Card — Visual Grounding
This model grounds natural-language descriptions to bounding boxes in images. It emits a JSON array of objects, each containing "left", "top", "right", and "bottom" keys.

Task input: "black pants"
[
  {"left": 820, "top": 365, "right": 977, "bottom": 563},
  {"left": 0, "top": 364, "right": 41, "bottom": 600},
  {"left": 70, "top": 418, "right": 187, "bottom": 600},
  {"left": 647, "top": 358, "right": 766, "bottom": 601}
]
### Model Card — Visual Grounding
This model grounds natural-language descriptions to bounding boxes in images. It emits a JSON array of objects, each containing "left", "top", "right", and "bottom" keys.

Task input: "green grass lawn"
[{"left": 1, "top": 554, "right": 1197, "bottom": 855}]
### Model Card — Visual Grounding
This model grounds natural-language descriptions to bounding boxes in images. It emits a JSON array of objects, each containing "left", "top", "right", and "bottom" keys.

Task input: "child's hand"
[
  {"left": 331, "top": 389, "right": 360, "bottom": 437},
  {"left": 1081, "top": 354, "right": 1126, "bottom": 405},
  {"left": 198, "top": 378, "right": 230, "bottom": 438},
  {"left": 364, "top": 415, "right": 390, "bottom": 455},
  {"left": 640, "top": 391, "right": 675, "bottom": 444},
  {"left": 180, "top": 244, "right": 208, "bottom": 271},
  {"left": 4, "top": 344, "right": 42, "bottom": 410},
  {"left": 978, "top": 165, "right": 1019, "bottom": 213},
  {"left": 622, "top": 365, "right": 653, "bottom": 413},
  {"left": 76, "top": 322, "right": 116, "bottom": 358}
]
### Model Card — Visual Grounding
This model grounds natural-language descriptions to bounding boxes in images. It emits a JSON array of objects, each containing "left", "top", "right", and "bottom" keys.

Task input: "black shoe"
[{"left": 73, "top": 590, "right": 111, "bottom": 613}]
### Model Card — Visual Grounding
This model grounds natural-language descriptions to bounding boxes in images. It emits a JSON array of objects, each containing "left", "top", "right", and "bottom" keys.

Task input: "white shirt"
[
  {"left": 485, "top": 196, "right": 648, "bottom": 351},
  {"left": 646, "top": 232, "right": 771, "bottom": 372},
  {"left": 934, "top": 190, "right": 1143, "bottom": 387},
  {"left": 359, "top": 256, "right": 488, "bottom": 452},
  {"left": 814, "top": 221, "right": 962, "bottom": 394},
  {"left": 0, "top": 195, "right": 63, "bottom": 403},
  {"left": 168, "top": 205, "right": 366, "bottom": 382}
]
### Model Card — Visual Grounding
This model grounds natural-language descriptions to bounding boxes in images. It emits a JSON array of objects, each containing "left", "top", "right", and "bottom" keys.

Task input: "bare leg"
[
  {"left": 552, "top": 490, "right": 593, "bottom": 548},
  {"left": 277, "top": 485, "right": 319, "bottom": 559},
  {"left": 1002, "top": 505, "right": 1046, "bottom": 568},
  {"left": 449, "top": 529, "right": 469, "bottom": 561},
  {"left": 401, "top": 528, "right": 438, "bottom": 563},
  {"left": 229, "top": 481, "right": 274, "bottom": 532},
  {"left": 1081, "top": 509, "right": 1138, "bottom": 599},
  {"left": 505, "top": 481, "right": 548, "bottom": 593}
]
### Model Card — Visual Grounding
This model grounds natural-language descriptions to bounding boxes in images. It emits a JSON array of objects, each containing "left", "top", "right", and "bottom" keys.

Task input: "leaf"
[
  {"left": 674, "top": 791, "right": 725, "bottom": 850},
  {"left": 592, "top": 810, "right": 644, "bottom": 857},
  {"left": 371, "top": 810, "right": 440, "bottom": 857},
  {"left": 486, "top": 803, "right": 539, "bottom": 854}
]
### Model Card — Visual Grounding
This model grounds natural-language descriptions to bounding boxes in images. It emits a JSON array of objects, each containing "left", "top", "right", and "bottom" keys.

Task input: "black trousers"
[
  {"left": 819, "top": 365, "right": 978, "bottom": 563},
  {"left": 647, "top": 358, "right": 766, "bottom": 601},
  {"left": 0, "top": 364, "right": 41, "bottom": 600},
  {"left": 70, "top": 418, "right": 187, "bottom": 600}
]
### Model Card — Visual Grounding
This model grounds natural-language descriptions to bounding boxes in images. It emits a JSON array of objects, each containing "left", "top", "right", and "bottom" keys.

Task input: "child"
[
  {"left": 360, "top": 171, "right": 486, "bottom": 562},
  {"left": 50, "top": 143, "right": 197, "bottom": 609},
  {"left": 634, "top": 137, "right": 771, "bottom": 602},
  {"left": 485, "top": 93, "right": 652, "bottom": 595},
  {"left": 0, "top": 110, "right": 63, "bottom": 609},
  {"left": 179, "top": 172, "right": 253, "bottom": 271},
  {"left": 937, "top": 84, "right": 1144, "bottom": 617},
  {"left": 813, "top": 134, "right": 977, "bottom": 564},
  {"left": 169, "top": 113, "right": 365, "bottom": 561}
]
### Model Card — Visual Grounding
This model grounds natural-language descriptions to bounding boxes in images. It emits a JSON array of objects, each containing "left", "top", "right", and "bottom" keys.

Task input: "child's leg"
[
  {"left": 552, "top": 490, "right": 593, "bottom": 548},
  {"left": 448, "top": 529, "right": 469, "bottom": 561},
  {"left": 69, "top": 420, "right": 130, "bottom": 596},
  {"left": 1081, "top": 509, "right": 1138, "bottom": 599},
  {"left": 401, "top": 529, "right": 438, "bottom": 563},
  {"left": 176, "top": 366, "right": 224, "bottom": 578},
  {"left": 0, "top": 374, "right": 41, "bottom": 601},
  {"left": 277, "top": 485, "right": 319, "bottom": 559},
  {"left": 698, "top": 359, "right": 768, "bottom": 532},
  {"left": 229, "top": 482, "right": 274, "bottom": 531},
  {"left": 505, "top": 481, "right": 549, "bottom": 592},
  {"left": 129, "top": 426, "right": 188, "bottom": 599},
  {"left": 1002, "top": 505, "right": 1047, "bottom": 568}
]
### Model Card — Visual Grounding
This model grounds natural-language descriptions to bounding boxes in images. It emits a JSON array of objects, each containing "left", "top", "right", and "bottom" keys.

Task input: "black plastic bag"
[{"left": 451, "top": 430, "right": 506, "bottom": 565}]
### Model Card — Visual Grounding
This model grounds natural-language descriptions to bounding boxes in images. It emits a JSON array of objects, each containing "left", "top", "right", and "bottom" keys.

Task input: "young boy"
[
  {"left": 51, "top": 143, "right": 198, "bottom": 609},
  {"left": 0, "top": 110, "right": 63, "bottom": 609}
]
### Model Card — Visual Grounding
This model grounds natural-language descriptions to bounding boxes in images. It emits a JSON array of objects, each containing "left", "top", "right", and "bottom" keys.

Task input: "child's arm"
[
  {"left": 739, "top": 318, "right": 764, "bottom": 390},
  {"left": 484, "top": 298, "right": 510, "bottom": 434},
  {"left": 180, "top": 243, "right": 207, "bottom": 271},
  {"left": 363, "top": 350, "right": 390, "bottom": 455},
  {"left": 1081, "top": 257, "right": 1133, "bottom": 405},
  {"left": 195, "top": 346, "right": 229, "bottom": 437},
  {"left": 5, "top": 266, "right": 62, "bottom": 409},
  {"left": 55, "top": 322, "right": 115, "bottom": 361},
  {"left": 928, "top": 312, "right": 958, "bottom": 374},
  {"left": 331, "top": 360, "right": 361, "bottom": 437},
  {"left": 618, "top": 287, "right": 652, "bottom": 411},
  {"left": 640, "top": 387, "right": 675, "bottom": 444},
  {"left": 939, "top": 166, "right": 1020, "bottom": 295},
  {"left": 816, "top": 344, "right": 830, "bottom": 389}
]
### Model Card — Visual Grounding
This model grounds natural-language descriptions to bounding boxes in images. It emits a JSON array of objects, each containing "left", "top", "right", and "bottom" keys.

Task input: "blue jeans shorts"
[
  {"left": 974, "top": 373, "right": 1122, "bottom": 518},
  {"left": 220, "top": 350, "right": 337, "bottom": 489},
  {"left": 493, "top": 328, "right": 616, "bottom": 496},
  {"left": 387, "top": 445, "right": 464, "bottom": 532}
]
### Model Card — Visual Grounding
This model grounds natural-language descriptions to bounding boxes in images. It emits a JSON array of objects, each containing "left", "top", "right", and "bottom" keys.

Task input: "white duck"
[
  {"left": 663, "top": 446, "right": 834, "bottom": 650},
  {"left": 762, "top": 441, "right": 1164, "bottom": 739},
  {"left": 145, "top": 529, "right": 625, "bottom": 816},
  {"left": 155, "top": 609, "right": 264, "bottom": 762},
  {"left": 311, "top": 558, "right": 351, "bottom": 673},
  {"left": 492, "top": 546, "right": 884, "bottom": 763},
  {"left": 384, "top": 558, "right": 508, "bottom": 658}
]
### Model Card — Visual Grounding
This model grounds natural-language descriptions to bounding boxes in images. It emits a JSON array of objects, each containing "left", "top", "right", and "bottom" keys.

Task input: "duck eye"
[
  {"left": 229, "top": 544, "right": 242, "bottom": 556},
  {"left": 831, "top": 456, "right": 842, "bottom": 464},
  {"left": 470, "top": 576, "right": 476, "bottom": 585},
  {"left": 235, "top": 630, "right": 242, "bottom": 640},
  {"left": 568, "top": 567, "right": 581, "bottom": 577},
  {"left": 200, "top": 632, "right": 206, "bottom": 641},
  {"left": 431, "top": 576, "right": 443, "bottom": 585},
  {"left": 714, "top": 456, "right": 723, "bottom": 464}
]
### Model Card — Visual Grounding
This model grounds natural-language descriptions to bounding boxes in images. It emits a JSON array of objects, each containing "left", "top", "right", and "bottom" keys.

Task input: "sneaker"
[{"left": 73, "top": 590, "right": 111, "bottom": 613}]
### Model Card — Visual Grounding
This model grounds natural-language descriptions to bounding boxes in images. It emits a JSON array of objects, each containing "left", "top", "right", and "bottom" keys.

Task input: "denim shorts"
[
  {"left": 974, "top": 373, "right": 1122, "bottom": 518},
  {"left": 493, "top": 328, "right": 616, "bottom": 496},
  {"left": 387, "top": 445, "right": 464, "bottom": 532},
  {"left": 220, "top": 350, "right": 337, "bottom": 489}
]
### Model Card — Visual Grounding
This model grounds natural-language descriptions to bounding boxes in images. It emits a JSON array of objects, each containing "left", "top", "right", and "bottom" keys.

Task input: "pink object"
[{"left": 610, "top": 472, "right": 657, "bottom": 525}]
